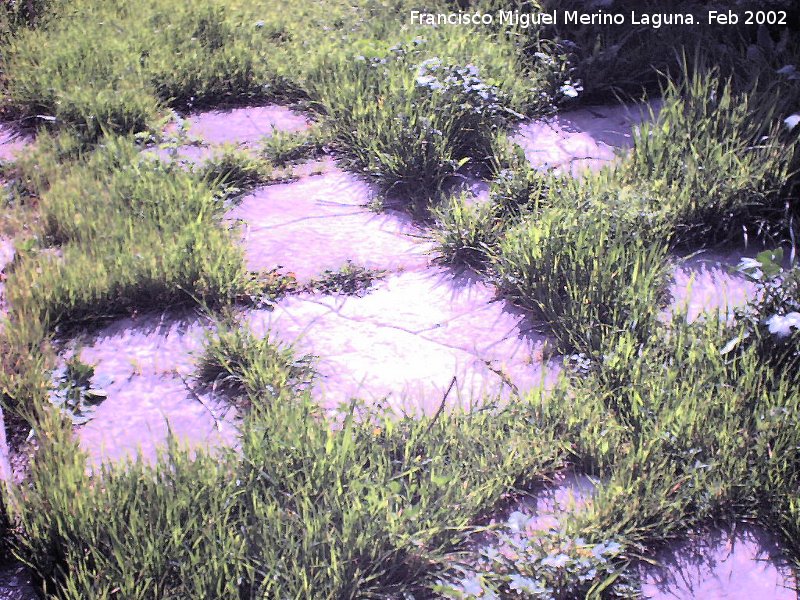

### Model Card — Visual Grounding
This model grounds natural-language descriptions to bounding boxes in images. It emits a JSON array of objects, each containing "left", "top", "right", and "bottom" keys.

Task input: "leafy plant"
[
  {"left": 304, "top": 261, "right": 386, "bottom": 296},
  {"left": 49, "top": 354, "right": 111, "bottom": 425},
  {"left": 729, "top": 247, "right": 800, "bottom": 369},
  {"left": 440, "top": 523, "right": 631, "bottom": 599}
]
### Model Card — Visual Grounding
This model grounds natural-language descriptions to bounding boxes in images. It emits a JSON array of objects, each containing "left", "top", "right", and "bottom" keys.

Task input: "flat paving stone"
[
  {"left": 0, "top": 125, "right": 31, "bottom": 162},
  {"left": 178, "top": 105, "right": 310, "bottom": 147},
  {"left": 226, "top": 169, "right": 433, "bottom": 281},
  {"left": 667, "top": 248, "right": 759, "bottom": 322},
  {"left": 70, "top": 311, "right": 237, "bottom": 467},
  {"left": 514, "top": 101, "right": 659, "bottom": 175},
  {"left": 640, "top": 526, "right": 797, "bottom": 599},
  {"left": 247, "top": 268, "right": 559, "bottom": 415}
]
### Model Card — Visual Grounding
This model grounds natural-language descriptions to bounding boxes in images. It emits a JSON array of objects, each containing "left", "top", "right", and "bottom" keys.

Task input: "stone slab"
[
  {"left": 247, "top": 268, "right": 559, "bottom": 415},
  {"left": 641, "top": 526, "right": 797, "bottom": 599},
  {"left": 177, "top": 105, "right": 310, "bottom": 147},
  {"left": 667, "top": 249, "right": 758, "bottom": 322},
  {"left": 70, "top": 311, "right": 237, "bottom": 467},
  {"left": 226, "top": 169, "right": 433, "bottom": 281},
  {"left": 513, "top": 101, "right": 659, "bottom": 175},
  {"left": 0, "top": 125, "right": 31, "bottom": 163}
]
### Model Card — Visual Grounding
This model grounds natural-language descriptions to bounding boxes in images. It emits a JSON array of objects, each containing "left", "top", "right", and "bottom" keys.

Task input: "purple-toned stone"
[
  {"left": 514, "top": 101, "right": 659, "bottom": 175},
  {"left": 226, "top": 169, "right": 432, "bottom": 281},
  {"left": 0, "top": 125, "right": 31, "bottom": 163},
  {"left": 667, "top": 248, "right": 759, "bottom": 322},
  {"left": 70, "top": 311, "right": 237, "bottom": 468},
  {"left": 247, "top": 267, "right": 559, "bottom": 415},
  {"left": 177, "top": 105, "right": 310, "bottom": 147},
  {"left": 640, "top": 526, "right": 797, "bottom": 599}
]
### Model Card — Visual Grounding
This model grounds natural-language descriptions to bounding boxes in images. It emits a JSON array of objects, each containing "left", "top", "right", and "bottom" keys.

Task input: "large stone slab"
[
  {"left": 178, "top": 105, "right": 310, "bottom": 147},
  {"left": 69, "top": 311, "right": 237, "bottom": 467},
  {"left": 247, "top": 268, "right": 559, "bottom": 414},
  {"left": 640, "top": 526, "right": 797, "bottom": 599},
  {"left": 514, "top": 101, "right": 659, "bottom": 175},
  {"left": 226, "top": 169, "right": 432, "bottom": 281},
  {"left": 667, "top": 248, "right": 758, "bottom": 322}
]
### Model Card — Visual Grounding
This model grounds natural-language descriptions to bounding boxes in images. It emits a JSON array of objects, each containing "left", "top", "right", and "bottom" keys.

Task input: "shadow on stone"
[{"left": 640, "top": 525, "right": 797, "bottom": 599}]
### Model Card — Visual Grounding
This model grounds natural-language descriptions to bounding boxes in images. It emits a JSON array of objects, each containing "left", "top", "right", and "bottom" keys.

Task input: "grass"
[
  {"left": 306, "top": 28, "right": 567, "bottom": 205},
  {"left": 620, "top": 65, "right": 798, "bottom": 246},
  {"left": 197, "top": 316, "right": 314, "bottom": 402},
  {"left": 198, "top": 145, "right": 275, "bottom": 197},
  {"left": 2, "top": 0, "right": 800, "bottom": 597},
  {"left": 261, "top": 125, "right": 328, "bottom": 167},
  {"left": 12, "top": 338, "right": 568, "bottom": 598},
  {"left": 492, "top": 196, "right": 671, "bottom": 357},
  {"left": 5, "top": 137, "right": 248, "bottom": 328}
]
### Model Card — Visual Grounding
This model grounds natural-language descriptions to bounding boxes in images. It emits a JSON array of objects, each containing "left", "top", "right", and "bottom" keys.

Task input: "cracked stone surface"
[
  {"left": 14, "top": 100, "right": 788, "bottom": 600},
  {"left": 514, "top": 101, "right": 659, "bottom": 175},
  {"left": 226, "top": 169, "right": 433, "bottom": 282},
  {"left": 247, "top": 267, "right": 559, "bottom": 415},
  {"left": 640, "top": 526, "right": 797, "bottom": 599},
  {"left": 69, "top": 310, "right": 237, "bottom": 468}
]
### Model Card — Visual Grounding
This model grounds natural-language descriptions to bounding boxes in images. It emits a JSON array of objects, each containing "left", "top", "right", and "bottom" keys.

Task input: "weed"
[
  {"left": 197, "top": 318, "right": 314, "bottom": 401},
  {"left": 198, "top": 145, "right": 274, "bottom": 198},
  {"left": 304, "top": 261, "right": 386, "bottom": 296},
  {"left": 622, "top": 66, "right": 797, "bottom": 245},
  {"left": 492, "top": 196, "right": 670, "bottom": 357},
  {"left": 432, "top": 193, "right": 504, "bottom": 270},
  {"left": 261, "top": 125, "right": 327, "bottom": 167},
  {"left": 308, "top": 31, "right": 560, "bottom": 206}
]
